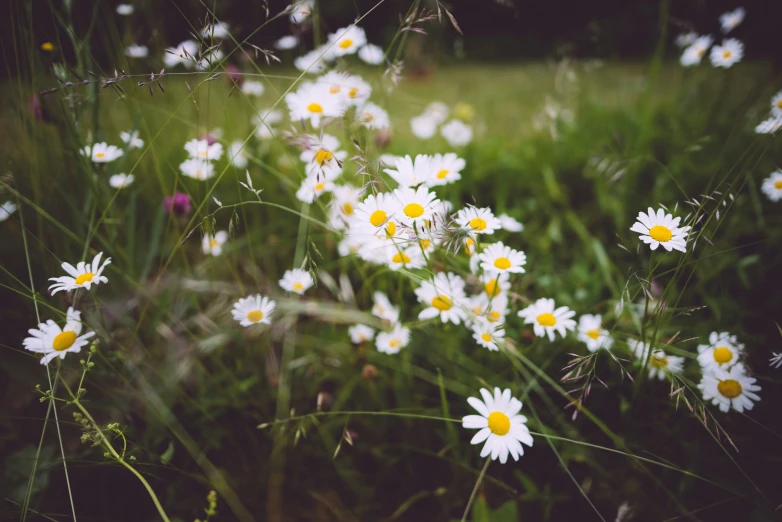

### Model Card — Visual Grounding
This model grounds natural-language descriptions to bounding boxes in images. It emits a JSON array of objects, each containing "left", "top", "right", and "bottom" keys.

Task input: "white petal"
[{"left": 470, "top": 427, "right": 491, "bottom": 445}]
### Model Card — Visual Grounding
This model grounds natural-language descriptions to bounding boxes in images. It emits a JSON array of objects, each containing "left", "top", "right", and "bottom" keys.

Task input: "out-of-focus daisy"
[
  {"left": 518, "top": 298, "right": 576, "bottom": 341},
  {"left": 675, "top": 31, "right": 698, "bottom": 48},
  {"left": 497, "top": 214, "right": 524, "bottom": 232},
  {"left": 462, "top": 387, "right": 533, "bottom": 464},
  {"left": 0, "top": 201, "right": 17, "bottom": 222},
  {"left": 473, "top": 323, "right": 504, "bottom": 351},
  {"left": 427, "top": 153, "right": 464, "bottom": 186},
  {"left": 180, "top": 158, "right": 215, "bottom": 181},
  {"left": 357, "top": 102, "right": 390, "bottom": 130},
  {"left": 456, "top": 207, "right": 502, "bottom": 236},
  {"left": 164, "top": 40, "right": 199, "bottom": 68},
  {"left": 109, "top": 174, "right": 134, "bottom": 189},
  {"left": 116, "top": 4, "right": 134, "bottom": 15},
  {"left": 424, "top": 101, "right": 449, "bottom": 124},
  {"left": 349, "top": 324, "right": 375, "bottom": 344},
  {"left": 327, "top": 26, "right": 367, "bottom": 57},
  {"left": 391, "top": 185, "right": 440, "bottom": 227},
  {"left": 719, "top": 7, "right": 745, "bottom": 33},
  {"left": 630, "top": 207, "right": 691, "bottom": 253},
  {"left": 577, "top": 314, "right": 613, "bottom": 352},
  {"left": 415, "top": 272, "right": 467, "bottom": 325},
  {"left": 328, "top": 184, "right": 362, "bottom": 229},
  {"left": 770, "top": 353, "right": 782, "bottom": 369},
  {"left": 478, "top": 242, "right": 526, "bottom": 275},
  {"left": 275, "top": 35, "right": 299, "bottom": 50},
  {"left": 185, "top": 138, "right": 223, "bottom": 161},
  {"left": 647, "top": 351, "right": 684, "bottom": 380},
  {"left": 480, "top": 272, "right": 510, "bottom": 298},
  {"left": 755, "top": 114, "right": 782, "bottom": 135},
  {"left": 770, "top": 91, "right": 782, "bottom": 117},
  {"left": 710, "top": 39, "right": 744, "bottom": 68},
  {"left": 120, "top": 130, "right": 144, "bottom": 149},
  {"left": 453, "top": 103, "right": 475, "bottom": 122},
  {"left": 23, "top": 307, "right": 94, "bottom": 365},
  {"left": 385, "top": 245, "right": 426, "bottom": 271},
  {"left": 441, "top": 120, "right": 473, "bottom": 147},
  {"left": 202, "top": 231, "right": 228, "bottom": 256},
  {"left": 628, "top": 338, "right": 650, "bottom": 360},
  {"left": 385, "top": 154, "right": 432, "bottom": 187},
  {"left": 83, "top": 142, "right": 123, "bottom": 163},
  {"left": 342, "top": 75, "right": 372, "bottom": 106},
  {"left": 697, "top": 331, "right": 744, "bottom": 371},
  {"left": 761, "top": 170, "right": 782, "bottom": 202},
  {"left": 280, "top": 268, "right": 314, "bottom": 294},
  {"left": 286, "top": 81, "right": 345, "bottom": 127},
  {"left": 468, "top": 293, "right": 509, "bottom": 326},
  {"left": 201, "top": 22, "right": 230, "bottom": 40},
  {"left": 358, "top": 43, "right": 384, "bottom": 65},
  {"left": 372, "top": 291, "right": 400, "bottom": 323},
  {"left": 241, "top": 81, "right": 265, "bottom": 96},
  {"left": 410, "top": 115, "right": 438, "bottom": 139},
  {"left": 294, "top": 47, "right": 330, "bottom": 74},
  {"left": 290, "top": 0, "right": 314, "bottom": 24},
  {"left": 227, "top": 141, "right": 250, "bottom": 169},
  {"left": 49, "top": 252, "right": 111, "bottom": 294},
  {"left": 125, "top": 44, "right": 148, "bottom": 58},
  {"left": 680, "top": 35, "right": 713, "bottom": 67},
  {"left": 698, "top": 363, "right": 760, "bottom": 413},
  {"left": 376, "top": 324, "right": 410, "bottom": 354},
  {"left": 232, "top": 295, "right": 275, "bottom": 327},
  {"left": 296, "top": 175, "right": 335, "bottom": 203}
]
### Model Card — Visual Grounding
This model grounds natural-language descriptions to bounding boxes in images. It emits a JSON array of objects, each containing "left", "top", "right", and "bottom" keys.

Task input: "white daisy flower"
[
  {"left": 674, "top": 31, "right": 698, "bottom": 48},
  {"left": 423, "top": 101, "right": 449, "bottom": 124},
  {"left": 327, "top": 25, "right": 367, "bottom": 57},
  {"left": 317, "top": 73, "right": 372, "bottom": 107},
  {"left": 473, "top": 322, "right": 504, "bottom": 351},
  {"left": 647, "top": 351, "right": 685, "bottom": 380},
  {"left": 755, "top": 114, "right": 782, "bottom": 135},
  {"left": 455, "top": 207, "right": 502, "bottom": 236},
  {"left": 478, "top": 242, "right": 526, "bottom": 275},
  {"left": 48, "top": 252, "right": 111, "bottom": 295},
  {"left": 761, "top": 170, "right": 782, "bottom": 202},
  {"left": 410, "top": 115, "right": 438, "bottom": 139},
  {"left": 349, "top": 324, "right": 375, "bottom": 344},
  {"left": 770, "top": 353, "right": 782, "bottom": 369},
  {"left": 719, "top": 7, "right": 745, "bottom": 33},
  {"left": 275, "top": 35, "right": 299, "bottom": 50},
  {"left": 328, "top": 184, "right": 362, "bottom": 230},
  {"left": 124, "top": 44, "right": 148, "bottom": 58},
  {"left": 372, "top": 292, "right": 400, "bottom": 323},
  {"left": 391, "top": 185, "right": 440, "bottom": 227},
  {"left": 518, "top": 298, "right": 576, "bottom": 341},
  {"left": 385, "top": 245, "right": 426, "bottom": 271},
  {"left": 299, "top": 133, "right": 347, "bottom": 179},
  {"left": 180, "top": 158, "right": 215, "bottom": 181},
  {"left": 698, "top": 363, "right": 760, "bottom": 413},
  {"left": 680, "top": 35, "right": 713, "bottom": 67},
  {"left": 697, "top": 331, "right": 744, "bottom": 371},
  {"left": 184, "top": 139, "right": 223, "bottom": 161},
  {"left": 497, "top": 214, "right": 524, "bottom": 232},
  {"left": 358, "top": 43, "right": 384, "bottom": 65},
  {"left": 201, "top": 22, "right": 230, "bottom": 40},
  {"left": 294, "top": 46, "right": 331, "bottom": 74},
  {"left": 427, "top": 153, "right": 465, "bottom": 186},
  {"left": 770, "top": 90, "right": 782, "bottom": 117},
  {"left": 630, "top": 207, "right": 691, "bottom": 253},
  {"left": 628, "top": 338, "right": 651, "bottom": 360},
  {"left": 295, "top": 175, "right": 334, "bottom": 204},
  {"left": 710, "top": 39, "right": 744, "bottom": 68},
  {"left": 462, "top": 388, "right": 533, "bottom": 464},
  {"left": 289, "top": 0, "right": 314, "bottom": 24},
  {"left": 254, "top": 109, "right": 284, "bottom": 139},
  {"left": 0, "top": 201, "right": 18, "bottom": 222},
  {"left": 23, "top": 307, "right": 95, "bottom": 365},
  {"left": 353, "top": 192, "right": 398, "bottom": 233},
  {"left": 163, "top": 40, "right": 199, "bottom": 68},
  {"left": 440, "top": 120, "right": 473, "bottom": 147},
  {"left": 202, "top": 231, "right": 228, "bottom": 256},
  {"left": 116, "top": 4, "right": 134, "bottom": 15},
  {"left": 379, "top": 154, "right": 401, "bottom": 167},
  {"left": 385, "top": 154, "right": 432, "bottom": 187},
  {"left": 577, "top": 314, "right": 613, "bottom": 352},
  {"left": 83, "top": 142, "right": 123, "bottom": 163},
  {"left": 480, "top": 272, "right": 510, "bottom": 298},
  {"left": 468, "top": 293, "right": 509, "bottom": 326},
  {"left": 286, "top": 81, "right": 346, "bottom": 127},
  {"left": 415, "top": 272, "right": 467, "bottom": 325},
  {"left": 279, "top": 268, "right": 314, "bottom": 295},
  {"left": 241, "top": 81, "right": 265, "bottom": 96},
  {"left": 376, "top": 324, "right": 410, "bottom": 354},
  {"left": 227, "top": 141, "right": 250, "bottom": 169},
  {"left": 109, "top": 173, "right": 134, "bottom": 189},
  {"left": 120, "top": 130, "right": 144, "bottom": 149},
  {"left": 357, "top": 102, "right": 390, "bottom": 130},
  {"left": 232, "top": 294, "right": 275, "bottom": 327}
]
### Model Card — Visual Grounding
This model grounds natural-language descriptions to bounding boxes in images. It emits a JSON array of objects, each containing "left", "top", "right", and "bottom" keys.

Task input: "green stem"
[{"left": 461, "top": 457, "right": 491, "bottom": 522}]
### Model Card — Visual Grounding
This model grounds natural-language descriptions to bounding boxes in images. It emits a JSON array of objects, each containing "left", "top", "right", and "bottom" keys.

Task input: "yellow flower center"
[
  {"left": 75, "top": 273, "right": 95, "bottom": 285},
  {"left": 389, "top": 338, "right": 400, "bottom": 348},
  {"left": 314, "top": 149, "right": 333, "bottom": 165},
  {"left": 420, "top": 239, "right": 431, "bottom": 249},
  {"left": 481, "top": 333, "right": 492, "bottom": 342},
  {"left": 723, "top": 50, "right": 732, "bottom": 59},
  {"left": 713, "top": 347, "right": 733, "bottom": 364},
  {"left": 293, "top": 282, "right": 304, "bottom": 291},
  {"left": 199, "top": 149, "right": 209, "bottom": 158},
  {"left": 536, "top": 313, "right": 556, "bottom": 327},
  {"left": 315, "top": 182, "right": 325, "bottom": 191},
  {"left": 404, "top": 203, "right": 424, "bottom": 218},
  {"left": 774, "top": 180, "right": 782, "bottom": 190},
  {"left": 717, "top": 379, "right": 742, "bottom": 399},
  {"left": 586, "top": 329, "right": 601, "bottom": 340},
  {"left": 493, "top": 257, "right": 511, "bottom": 270},
  {"left": 339, "top": 38, "right": 353, "bottom": 49},
  {"left": 307, "top": 102, "right": 323, "bottom": 113},
  {"left": 650, "top": 355, "right": 668, "bottom": 368},
  {"left": 484, "top": 280, "right": 500, "bottom": 297},
  {"left": 487, "top": 311, "right": 501, "bottom": 323},
  {"left": 649, "top": 225, "right": 672, "bottom": 242},
  {"left": 342, "top": 203, "right": 354, "bottom": 215},
  {"left": 469, "top": 217, "right": 487, "bottom": 231},
  {"left": 392, "top": 252, "right": 411, "bottom": 264},
  {"left": 348, "top": 87, "right": 358, "bottom": 98},
  {"left": 329, "top": 85, "right": 340, "bottom": 94},
  {"left": 487, "top": 411, "right": 511, "bottom": 436},
  {"left": 431, "top": 296, "right": 452, "bottom": 311},
  {"left": 436, "top": 169, "right": 449, "bottom": 179},
  {"left": 96, "top": 152, "right": 105, "bottom": 158},
  {"left": 52, "top": 331, "right": 77, "bottom": 351},
  {"left": 209, "top": 239, "right": 219, "bottom": 248},
  {"left": 370, "top": 210, "right": 387, "bottom": 227},
  {"left": 363, "top": 112, "right": 375, "bottom": 122},
  {"left": 246, "top": 310, "right": 263, "bottom": 322},
  {"left": 41, "top": 42, "right": 54, "bottom": 52},
  {"left": 697, "top": 48, "right": 705, "bottom": 57},
  {"left": 777, "top": 99, "right": 782, "bottom": 109},
  {"left": 385, "top": 221, "right": 397, "bottom": 237}
]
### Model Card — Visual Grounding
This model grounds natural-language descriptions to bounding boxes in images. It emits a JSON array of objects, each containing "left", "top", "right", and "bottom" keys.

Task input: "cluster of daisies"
[
  {"left": 675, "top": 7, "right": 744, "bottom": 68},
  {"left": 756, "top": 89, "right": 782, "bottom": 136},
  {"left": 81, "top": 132, "right": 143, "bottom": 189},
  {"left": 410, "top": 101, "right": 475, "bottom": 147}
]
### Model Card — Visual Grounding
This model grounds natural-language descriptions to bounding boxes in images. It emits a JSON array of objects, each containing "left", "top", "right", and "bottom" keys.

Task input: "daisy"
[
  {"left": 456, "top": 207, "right": 502, "bottom": 235},
  {"left": 295, "top": 175, "right": 334, "bottom": 204},
  {"left": 201, "top": 22, "right": 230, "bottom": 40},
  {"left": 697, "top": 331, "right": 744, "bottom": 371},
  {"left": 647, "top": 351, "right": 684, "bottom": 380},
  {"left": 385, "top": 155, "right": 433, "bottom": 187},
  {"left": 480, "top": 272, "right": 510, "bottom": 298},
  {"left": 124, "top": 44, "right": 148, "bottom": 58},
  {"left": 376, "top": 324, "right": 410, "bottom": 354},
  {"left": 770, "top": 90, "right": 782, "bottom": 117},
  {"left": 719, "top": 7, "right": 745, "bottom": 33},
  {"left": 630, "top": 207, "right": 691, "bottom": 253},
  {"left": 628, "top": 338, "right": 650, "bottom": 360},
  {"left": 674, "top": 31, "right": 698, "bottom": 48},
  {"left": 328, "top": 184, "right": 362, "bottom": 230},
  {"left": 518, "top": 298, "right": 576, "bottom": 341},
  {"left": 109, "top": 174, "right": 134, "bottom": 189},
  {"left": 184, "top": 139, "right": 223, "bottom": 161},
  {"left": 423, "top": 101, "right": 449, "bottom": 124},
  {"left": 327, "top": 26, "right": 367, "bottom": 57},
  {"left": 83, "top": 142, "right": 123, "bottom": 163},
  {"left": 468, "top": 293, "right": 509, "bottom": 326},
  {"left": 227, "top": 141, "right": 249, "bottom": 169},
  {"left": 410, "top": 115, "right": 438, "bottom": 139},
  {"left": 289, "top": 0, "right": 314, "bottom": 24},
  {"left": 372, "top": 292, "right": 400, "bottom": 323},
  {"left": 577, "top": 314, "right": 613, "bottom": 352},
  {"left": 391, "top": 185, "right": 440, "bottom": 227},
  {"left": 275, "top": 35, "right": 299, "bottom": 50},
  {"left": 755, "top": 115, "right": 782, "bottom": 135},
  {"left": 358, "top": 44, "right": 384, "bottom": 65},
  {"left": 232, "top": 294, "right": 275, "bottom": 327},
  {"left": 48, "top": 252, "right": 111, "bottom": 294},
  {"left": 180, "top": 159, "right": 215, "bottom": 181},
  {"left": 116, "top": 4, "right": 134, "bottom": 15},
  {"left": 241, "top": 81, "right": 265, "bottom": 96},
  {"left": 426, "top": 153, "right": 464, "bottom": 186},
  {"left": 698, "top": 363, "right": 760, "bottom": 413},
  {"left": 120, "top": 130, "right": 144, "bottom": 149},
  {"left": 770, "top": 353, "right": 782, "bottom": 369},
  {"left": 353, "top": 192, "right": 399, "bottom": 233},
  {"left": 319, "top": 73, "right": 372, "bottom": 107},
  {"left": 473, "top": 323, "right": 504, "bottom": 351},
  {"left": 202, "top": 231, "right": 228, "bottom": 256},
  {"left": 497, "top": 214, "right": 524, "bottom": 232},
  {"left": 163, "top": 40, "right": 199, "bottom": 68},
  {"left": 385, "top": 245, "right": 426, "bottom": 271},
  {"left": 0, "top": 201, "right": 17, "bottom": 222},
  {"left": 349, "top": 324, "right": 375, "bottom": 344},
  {"left": 294, "top": 47, "right": 330, "bottom": 74},
  {"left": 279, "top": 268, "right": 314, "bottom": 295},
  {"left": 357, "top": 102, "right": 390, "bottom": 130},
  {"left": 761, "top": 170, "right": 782, "bottom": 202},
  {"left": 415, "top": 272, "right": 467, "bottom": 325},
  {"left": 462, "top": 388, "right": 533, "bottom": 464},
  {"left": 286, "top": 81, "right": 345, "bottom": 127},
  {"left": 440, "top": 120, "right": 473, "bottom": 147},
  {"left": 710, "top": 39, "right": 744, "bottom": 68},
  {"left": 680, "top": 35, "right": 713, "bottom": 67},
  {"left": 23, "top": 307, "right": 95, "bottom": 365},
  {"left": 299, "top": 133, "right": 346, "bottom": 178},
  {"left": 478, "top": 242, "right": 526, "bottom": 275}
]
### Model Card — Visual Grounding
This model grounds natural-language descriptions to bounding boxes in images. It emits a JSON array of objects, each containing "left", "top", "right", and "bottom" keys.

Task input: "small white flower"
[
  {"left": 647, "top": 351, "right": 684, "bottom": 380},
  {"left": 241, "top": 81, "right": 265, "bottom": 96},
  {"left": 423, "top": 101, "right": 449, "bottom": 124},
  {"left": 120, "top": 130, "right": 144, "bottom": 149},
  {"left": 116, "top": 4, "right": 134, "bottom": 15},
  {"left": 497, "top": 214, "right": 524, "bottom": 232},
  {"left": 680, "top": 35, "right": 713, "bottom": 67},
  {"left": 23, "top": 307, "right": 95, "bottom": 365},
  {"left": 279, "top": 268, "right": 314, "bottom": 294},
  {"left": 0, "top": 201, "right": 17, "bottom": 222},
  {"left": 124, "top": 44, "right": 148, "bottom": 58},
  {"left": 83, "top": 142, "right": 123, "bottom": 163},
  {"left": 290, "top": 0, "right": 314, "bottom": 24},
  {"left": 358, "top": 44, "right": 384, "bottom": 65},
  {"left": 184, "top": 139, "right": 223, "bottom": 161},
  {"left": 478, "top": 242, "right": 526, "bottom": 275},
  {"left": 349, "top": 324, "right": 375, "bottom": 344},
  {"left": 328, "top": 184, "right": 362, "bottom": 230},
  {"left": 480, "top": 272, "right": 510, "bottom": 299},
  {"left": 376, "top": 324, "right": 410, "bottom": 354},
  {"left": 296, "top": 175, "right": 334, "bottom": 203},
  {"left": 232, "top": 294, "right": 275, "bottom": 327},
  {"left": 719, "top": 7, "right": 745, "bottom": 33},
  {"left": 426, "top": 153, "right": 465, "bottom": 186},
  {"left": 761, "top": 170, "right": 782, "bottom": 202},
  {"left": 254, "top": 109, "right": 284, "bottom": 139},
  {"left": 227, "top": 140, "right": 249, "bottom": 169},
  {"left": 628, "top": 338, "right": 651, "bottom": 360},
  {"left": 164, "top": 40, "right": 199, "bottom": 68},
  {"left": 630, "top": 207, "right": 691, "bottom": 253},
  {"left": 372, "top": 292, "right": 400, "bottom": 323},
  {"left": 109, "top": 173, "right": 134, "bottom": 189},
  {"left": 286, "top": 81, "right": 346, "bottom": 127},
  {"left": 462, "top": 388, "right": 533, "bottom": 464},
  {"left": 697, "top": 331, "right": 744, "bottom": 371},
  {"left": 202, "top": 231, "right": 228, "bottom": 256},
  {"left": 327, "top": 25, "right": 367, "bottom": 57},
  {"left": 48, "top": 252, "right": 111, "bottom": 294},
  {"left": 415, "top": 272, "right": 467, "bottom": 325},
  {"left": 357, "top": 102, "right": 390, "bottom": 130},
  {"left": 456, "top": 207, "right": 502, "bottom": 236},
  {"left": 180, "top": 158, "right": 215, "bottom": 181},
  {"left": 770, "top": 90, "right": 782, "bottom": 117},
  {"left": 391, "top": 185, "right": 440, "bottom": 227},
  {"left": 674, "top": 31, "right": 698, "bottom": 48},
  {"left": 385, "top": 155, "right": 432, "bottom": 187},
  {"left": 275, "top": 35, "right": 299, "bottom": 50},
  {"left": 201, "top": 22, "right": 231, "bottom": 40},
  {"left": 385, "top": 245, "right": 426, "bottom": 271},
  {"left": 440, "top": 120, "right": 473, "bottom": 147},
  {"left": 577, "top": 314, "right": 613, "bottom": 352},
  {"left": 299, "top": 133, "right": 346, "bottom": 179},
  {"left": 518, "top": 298, "right": 576, "bottom": 341},
  {"left": 294, "top": 46, "right": 331, "bottom": 74},
  {"left": 410, "top": 115, "right": 438, "bottom": 139},
  {"left": 710, "top": 39, "right": 744, "bottom": 68},
  {"left": 353, "top": 192, "right": 398, "bottom": 232},
  {"left": 472, "top": 322, "right": 504, "bottom": 351},
  {"left": 755, "top": 114, "right": 782, "bottom": 135},
  {"left": 468, "top": 293, "right": 509, "bottom": 326},
  {"left": 698, "top": 363, "right": 760, "bottom": 413}
]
